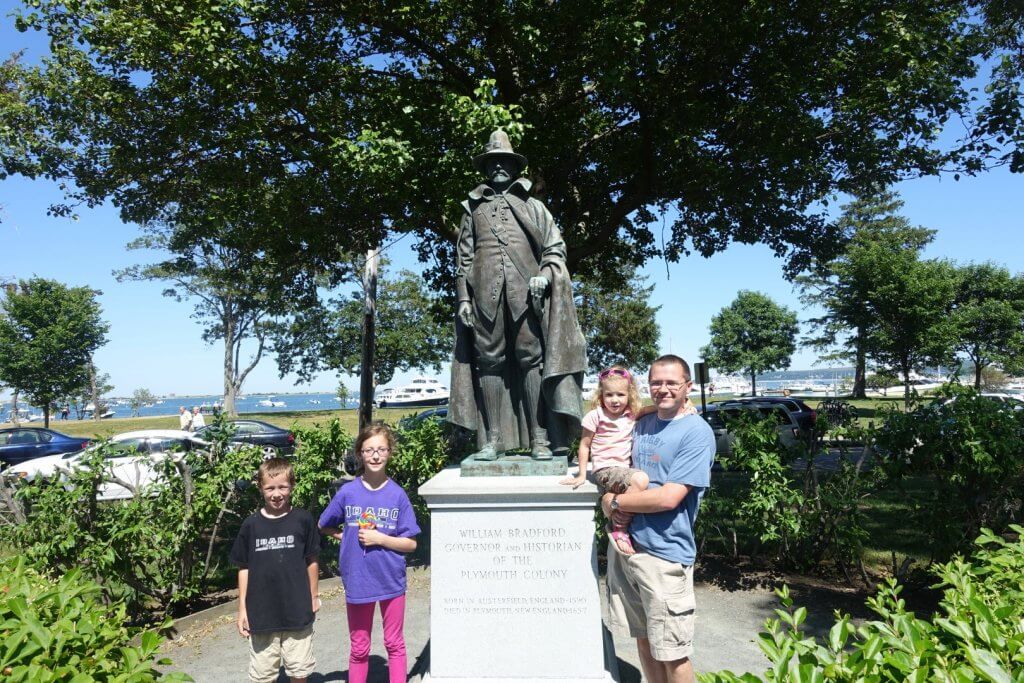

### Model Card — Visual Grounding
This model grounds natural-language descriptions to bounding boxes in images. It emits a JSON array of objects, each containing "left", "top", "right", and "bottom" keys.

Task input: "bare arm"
[
  {"left": 560, "top": 429, "right": 594, "bottom": 488},
  {"left": 236, "top": 568, "right": 250, "bottom": 636},
  {"left": 601, "top": 483, "right": 692, "bottom": 525},
  {"left": 319, "top": 524, "right": 343, "bottom": 541},
  {"left": 307, "top": 558, "right": 320, "bottom": 613}
]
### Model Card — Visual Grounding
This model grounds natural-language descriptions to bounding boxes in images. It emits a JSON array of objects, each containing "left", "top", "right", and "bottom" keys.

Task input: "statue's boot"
[
  {"left": 474, "top": 373, "right": 506, "bottom": 461},
  {"left": 522, "top": 367, "right": 552, "bottom": 459},
  {"left": 473, "top": 433, "right": 504, "bottom": 461},
  {"left": 531, "top": 428, "right": 553, "bottom": 460}
]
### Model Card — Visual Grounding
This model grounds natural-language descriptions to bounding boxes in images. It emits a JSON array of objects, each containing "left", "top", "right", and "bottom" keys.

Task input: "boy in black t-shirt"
[{"left": 230, "top": 458, "right": 320, "bottom": 682}]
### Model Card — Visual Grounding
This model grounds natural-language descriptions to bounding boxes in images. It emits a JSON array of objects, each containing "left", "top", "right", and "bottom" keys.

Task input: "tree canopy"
[
  {"left": 797, "top": 191, "right": 936, "bottom": 398},
  {"left": 863, "top": 255, "right": 958, "bottom": 406},
  {"left": 271, "top": 266, "right": 449, "bottom": 388},
  {"left": 114, "top": 221, "right": 301, "bottom": 416},
  {"left": 8, "top": 0, "right": 1015, "bottom": 290},
  {"left": 0, "top": 278, "right": 109, "bottom": 426},
  {"left": 701, "top": 291, "right": 799, "bottom": 395},
  {"left": 950, "top": 262, "right": 1024, "bottom": 388},
  {"left": 574, "top": 272, "right": 660, "bottom": 372}
]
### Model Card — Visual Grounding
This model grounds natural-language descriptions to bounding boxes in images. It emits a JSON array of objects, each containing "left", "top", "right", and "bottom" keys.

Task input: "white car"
[
  {"left": 938, "top": 392, "right": 1024, "bottom": 411},
  {"left": 5, "top": 429, "right": 209, "bottom": 500}
]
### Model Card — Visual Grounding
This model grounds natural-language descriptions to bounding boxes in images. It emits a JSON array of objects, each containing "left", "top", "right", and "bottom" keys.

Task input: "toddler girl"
[
  {"left": 560, "top": 365, "right": 696, "bottom": 554},
  {"left": 319, "top": 423, "right": 420, "bottom": 683}
]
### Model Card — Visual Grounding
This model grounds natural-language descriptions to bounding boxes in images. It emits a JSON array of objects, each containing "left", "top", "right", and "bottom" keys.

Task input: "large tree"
[
  {"left": 129, "top": 388, "right": 157, "bottom": 418},
  {"left": 272, "top": 266, "right": 449, "bottom": 389},
  {"left": 797, "top": 191, "right": 935, "bottom": 398},
  {"left": 115, "top": 222, "right": 302, "bottom": 416},
  {"left": 0, "top": 278, "right": 109, "bottom": 426},
  {"left": 950, "top": 263, "right": 1024, "bottom": 389},
  {"left": 701, "top": 291, "right": 799, "bottom": 397},
  {"left": 9, "top": 0, "right": 1013, "bottom": 290},
  {"left": 864, "top": 257, "right": 958, "bottom": 407},
  {"left": 574, "top": 272, "right": 660, "bottom": 372}
]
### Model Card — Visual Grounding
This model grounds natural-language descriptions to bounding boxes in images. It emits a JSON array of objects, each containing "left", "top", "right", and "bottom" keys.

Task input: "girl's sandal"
[{"left": 610, "top": 530, "right": 636, "bottom": 556}]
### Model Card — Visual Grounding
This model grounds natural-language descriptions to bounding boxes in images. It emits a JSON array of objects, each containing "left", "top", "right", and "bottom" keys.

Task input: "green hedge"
[
  {"left": 0, "top": 556, "right": 190, "bottom": 681},
  {"left": 703, "top": 526, "right": 1024, "bottom": 682},
  {"left": 3, "top": 413, "right": 462, "bottom": 622}
]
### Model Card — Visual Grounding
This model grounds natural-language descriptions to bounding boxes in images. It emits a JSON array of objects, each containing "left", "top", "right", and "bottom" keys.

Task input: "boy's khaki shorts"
[
  {"left": 593, "top": 465, "right": 642, "bottom": 495},
  {"left": 605, "top": 542, "right": 696, "bottom": 662},
  {"left": 248, "top": 626, "right": 315, "bottom": 682}
]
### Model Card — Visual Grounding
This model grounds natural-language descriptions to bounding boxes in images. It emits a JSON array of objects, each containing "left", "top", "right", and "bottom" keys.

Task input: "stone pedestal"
[{"left": 420, "top": 467, "right": 617, "bottom": 682}]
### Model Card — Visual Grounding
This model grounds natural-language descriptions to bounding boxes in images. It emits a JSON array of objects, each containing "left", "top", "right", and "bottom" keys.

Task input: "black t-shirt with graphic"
[{"left": 230, "top": 507, "right": 320, "bottom": 633}]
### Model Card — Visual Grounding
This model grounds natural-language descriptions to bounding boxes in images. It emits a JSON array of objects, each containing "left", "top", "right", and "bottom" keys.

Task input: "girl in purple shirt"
[{"left": 319, "top": 423, "right": 420, "bottom": 683}]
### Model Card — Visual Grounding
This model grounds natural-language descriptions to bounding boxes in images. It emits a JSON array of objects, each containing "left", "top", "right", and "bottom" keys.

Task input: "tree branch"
[{"left": 236, "top": 329, "right": 267, "bottom": 389}]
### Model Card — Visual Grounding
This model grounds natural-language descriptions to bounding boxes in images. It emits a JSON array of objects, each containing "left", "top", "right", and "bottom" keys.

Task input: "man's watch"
[{"left": 610, "top": 495, "right": 620, "bottom": 512}]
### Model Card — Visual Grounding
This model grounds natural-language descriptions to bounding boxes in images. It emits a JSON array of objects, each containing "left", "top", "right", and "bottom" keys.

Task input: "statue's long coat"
[{"left": 449, "top": 178, "right": 587, "bottom": 453}]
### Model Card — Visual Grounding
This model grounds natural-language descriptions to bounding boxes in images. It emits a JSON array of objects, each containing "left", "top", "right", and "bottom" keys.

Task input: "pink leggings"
[{"left": 345, "top": 595, "right": 407, "bottom": 683}]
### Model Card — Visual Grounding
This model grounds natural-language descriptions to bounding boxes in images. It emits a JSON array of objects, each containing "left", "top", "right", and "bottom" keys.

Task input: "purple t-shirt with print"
[{"left": 319, "top": 477, "right": 420, "bottom": 604}]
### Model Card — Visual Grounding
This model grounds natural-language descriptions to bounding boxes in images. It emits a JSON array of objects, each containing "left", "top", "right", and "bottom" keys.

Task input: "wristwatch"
[{"left": 610, "top": 495, "right": 620, "bottom": 512}]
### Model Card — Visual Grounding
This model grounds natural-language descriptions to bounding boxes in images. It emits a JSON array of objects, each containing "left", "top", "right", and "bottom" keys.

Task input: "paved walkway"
[{"left": 161, "top": 563, "right": 836, "bottom": 681}]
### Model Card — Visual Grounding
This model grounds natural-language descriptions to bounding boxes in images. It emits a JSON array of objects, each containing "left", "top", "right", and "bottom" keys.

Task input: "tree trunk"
[
  {"left": 750, "top": 370, "right": 757, "bottom": 398},
  {"left": 223, "top": 309, "right": 237, "bottom": 417},
  {"left": 90, "top": 364, "right": 100, "bottom": 422},
  {"left": 44, "top": 404, "right": 50, "bottom": 428},
  {"left": 10, "top": 389, "right": 18, "bottom": 424},
  {"left": 358, "top": 247, "right": 379, "bottom": 432},
  {"left": 902, "top": 365, "right": 911, "bottom": 411},
  {"left": 852, "top": 339, "right": 867, "bottom": 399},
  {"left": 974, "top": 361, "right": 983, "bottom": 390}
]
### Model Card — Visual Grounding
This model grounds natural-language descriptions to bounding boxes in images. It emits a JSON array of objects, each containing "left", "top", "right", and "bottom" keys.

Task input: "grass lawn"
[
  {"left": 703, "top": 468, "right": 936, "bottom": 576},
  {"left": 1, "top": 407, "right": 432, "bottom": 439},
  {"left": 860, "top": 475, "right": 935, "bottom": 570}
]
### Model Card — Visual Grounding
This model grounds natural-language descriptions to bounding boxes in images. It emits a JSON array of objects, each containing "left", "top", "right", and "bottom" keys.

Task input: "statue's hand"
[
  {"left": 529, "top": 276, "right": 550, "bottom": 300},
  {"left": 458, "top": 301, "right": 475, "bottom": 327}
]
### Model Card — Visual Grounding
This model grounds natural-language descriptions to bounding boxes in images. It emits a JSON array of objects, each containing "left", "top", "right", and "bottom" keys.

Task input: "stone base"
[
  {"left": 460, "top": 453, "right": 569, "bottom": 477},
  {"left": 419, "top": 467, "right": 619, "bottom": 681}
]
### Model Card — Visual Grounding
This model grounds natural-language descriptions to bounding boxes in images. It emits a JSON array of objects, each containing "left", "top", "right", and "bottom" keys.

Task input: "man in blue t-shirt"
[{"left": 602, "top": 355, "right": 716, "bottom": 683}]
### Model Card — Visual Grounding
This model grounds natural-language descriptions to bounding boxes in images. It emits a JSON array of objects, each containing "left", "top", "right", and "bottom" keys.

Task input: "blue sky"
[{"left": 2, "top": 5, "right": 1023, "bottom": 397}]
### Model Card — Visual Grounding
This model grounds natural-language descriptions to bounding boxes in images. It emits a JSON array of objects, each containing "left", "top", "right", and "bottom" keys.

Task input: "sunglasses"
[{"left": 599, "top": 367, "right": 632, "bottom": 382}]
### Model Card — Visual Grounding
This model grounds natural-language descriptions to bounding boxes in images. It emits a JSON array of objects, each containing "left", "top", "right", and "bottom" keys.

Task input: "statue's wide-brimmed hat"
[{"left": 473, "top": 130, "right": 528, "bottom": 173}]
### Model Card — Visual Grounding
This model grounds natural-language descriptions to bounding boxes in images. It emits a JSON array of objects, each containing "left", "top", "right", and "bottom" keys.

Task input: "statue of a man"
[{"left": 449, "top": 130, "right": 587, "bottom": 461}]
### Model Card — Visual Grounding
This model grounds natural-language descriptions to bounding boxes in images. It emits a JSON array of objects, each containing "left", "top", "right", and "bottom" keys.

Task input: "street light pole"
[{"left": 358, "top": 247, "right": 379, "bottom": 432}]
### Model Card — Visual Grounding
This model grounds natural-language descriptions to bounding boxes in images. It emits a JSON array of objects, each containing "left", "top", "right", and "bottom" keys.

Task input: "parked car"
[
  {"left": 936, "top": 392, "right": 1024, "bottom": 411},
  {"left": 0, "top": 428, "right": 92, "bottom": 468},
  {"left": 716, "top": 396, "right": 817, "bottom": 432},
  {"left": 4, "top": 429, "right": 209, "bottom": 500},
  {"left": 702, "top": 401, "right": 804, "bottom": 458},
  {"left": 397, "top": 406, "right": 450, "bottom": 429},
  {"left": 397, "top": 406, "right": 474, "bottom": 455},
  {"left": 194, "top": 419, "right": 295, "bottom": 456}
]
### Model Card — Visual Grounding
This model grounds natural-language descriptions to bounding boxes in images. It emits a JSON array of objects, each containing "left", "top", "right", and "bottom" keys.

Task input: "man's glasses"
[
  {"left": 649, "top": 381, "right": 689, "bottom": 390},
  {"left": 360, "top": 447, "right": 391, "bottom": 457}
]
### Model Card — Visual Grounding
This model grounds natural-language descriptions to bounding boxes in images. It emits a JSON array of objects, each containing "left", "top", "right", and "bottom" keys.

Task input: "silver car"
[{"left": 702, "top": 402, "right": 803, "bottom": 457}]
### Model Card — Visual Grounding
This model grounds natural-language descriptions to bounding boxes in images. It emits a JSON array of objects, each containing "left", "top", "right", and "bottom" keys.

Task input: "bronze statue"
[{"left": 449, "top": 130, "right": 587, "bottom": 462}]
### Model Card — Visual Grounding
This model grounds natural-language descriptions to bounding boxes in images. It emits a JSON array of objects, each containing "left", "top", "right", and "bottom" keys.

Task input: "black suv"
[{"left": 195, "top": 419, "right": 295, "bottom": 457}]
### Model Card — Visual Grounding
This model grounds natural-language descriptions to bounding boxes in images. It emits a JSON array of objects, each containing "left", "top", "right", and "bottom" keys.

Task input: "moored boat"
[{"left": 375, "top": 377, "right": 449, "bottom": 408}]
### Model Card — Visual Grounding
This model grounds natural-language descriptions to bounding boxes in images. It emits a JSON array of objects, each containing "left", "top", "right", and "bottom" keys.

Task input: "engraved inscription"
[{"left": 438, "top": 524, "right": 594, "bottom": 617}]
